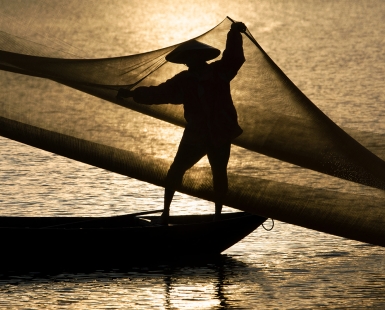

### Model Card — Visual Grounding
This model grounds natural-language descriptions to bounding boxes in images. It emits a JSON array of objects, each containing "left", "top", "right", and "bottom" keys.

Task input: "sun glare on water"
[{"left": 114, "top": 0, "right": 223, "bottom": 53}]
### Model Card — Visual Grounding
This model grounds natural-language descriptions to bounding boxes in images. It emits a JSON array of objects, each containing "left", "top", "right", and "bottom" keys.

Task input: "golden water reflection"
[
  {"left": 0, "top": 259, "right": 243, "bottom": 310},
  {"left": 1, "top": 0, "right": 385, "bottom": 309},
  {"left": 1, "top": 238, "right": 383, "bottom": 310}
]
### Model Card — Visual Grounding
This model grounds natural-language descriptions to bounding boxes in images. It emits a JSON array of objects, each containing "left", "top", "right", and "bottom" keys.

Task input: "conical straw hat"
[{"left": 166, "top": 40, "right": 220, "bottom": 64}]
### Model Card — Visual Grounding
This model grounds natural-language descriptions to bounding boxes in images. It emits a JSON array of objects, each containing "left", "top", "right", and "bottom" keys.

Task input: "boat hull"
[{"left": 0, "top": 212, "right": 266, "bottom": 271}]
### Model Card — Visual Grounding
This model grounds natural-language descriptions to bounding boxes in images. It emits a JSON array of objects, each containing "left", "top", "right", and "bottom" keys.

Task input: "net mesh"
[{"left": 0, "top": 11, "right": 384, "bottom": 246}]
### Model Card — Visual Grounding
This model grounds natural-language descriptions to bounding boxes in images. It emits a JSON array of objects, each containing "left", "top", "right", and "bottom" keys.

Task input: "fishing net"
[{"left": 0, "top": 4, "right": 384, "bottom": 246}]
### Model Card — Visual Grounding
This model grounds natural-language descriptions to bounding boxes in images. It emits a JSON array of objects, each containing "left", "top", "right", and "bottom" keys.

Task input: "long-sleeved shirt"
[{"left": 132, "top": 28, "right": 245, "bottom": 147}]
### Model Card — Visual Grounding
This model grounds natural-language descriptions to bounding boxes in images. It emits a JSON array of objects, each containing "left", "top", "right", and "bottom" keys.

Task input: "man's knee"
[{"left": 165, "top": 163, "right": 187, "bottom": 189}]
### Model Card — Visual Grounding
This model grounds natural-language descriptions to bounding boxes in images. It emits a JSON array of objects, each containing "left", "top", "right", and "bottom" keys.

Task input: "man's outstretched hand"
[
  {"left": 116, "top": 88, "right": 133, "bottom": 99},
  {"left": 231, "top": 22, "right": 247, "bottom": 33}
]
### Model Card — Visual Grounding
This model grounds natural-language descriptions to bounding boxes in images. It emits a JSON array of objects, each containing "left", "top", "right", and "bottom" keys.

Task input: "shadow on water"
[
  {"left": 0, "top": 254, "right": 270, "bottom": 309},
  {"left": 0, "top": 254, "right": 248, "bottom": 283}
]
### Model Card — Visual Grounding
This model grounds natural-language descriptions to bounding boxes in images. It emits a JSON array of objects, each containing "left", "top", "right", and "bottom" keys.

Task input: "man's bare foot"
[
  {"left": 160, "top": 213, "right": 169, "bottom": 225},
  {"left": 213, "top": 214, "right": 221, "bottom": 222}
]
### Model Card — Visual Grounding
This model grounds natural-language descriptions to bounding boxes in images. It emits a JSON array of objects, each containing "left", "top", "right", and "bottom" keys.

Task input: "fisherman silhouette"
[{"left": 117, "top": 22, "right": 246, "bottom": 224}]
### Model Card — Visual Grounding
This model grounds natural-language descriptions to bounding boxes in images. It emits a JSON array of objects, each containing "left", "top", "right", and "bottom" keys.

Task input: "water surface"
[{"left": 0, "top": 0, "right": 384, "bottom": 308}]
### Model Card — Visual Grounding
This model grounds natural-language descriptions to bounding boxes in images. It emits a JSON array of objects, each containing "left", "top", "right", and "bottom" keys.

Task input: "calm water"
[{"left": 0, "top": 0, "right": 385, "bottom": 308}]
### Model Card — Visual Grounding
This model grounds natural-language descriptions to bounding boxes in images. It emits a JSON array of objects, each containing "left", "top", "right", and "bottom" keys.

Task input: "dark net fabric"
[{"left": 0, "top": 16, "right": 384, "bottom": 246}]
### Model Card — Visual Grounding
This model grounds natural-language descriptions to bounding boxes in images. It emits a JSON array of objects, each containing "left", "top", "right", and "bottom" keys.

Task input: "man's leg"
[
  {"left": 162, "top": 142, "right": 206, "bottom": 223},
  {"left": 162, "top": 188, "right": 174, "bottom": 219},
  {"left": 207, "top": 143, "right": 231, "bottom": 221}
]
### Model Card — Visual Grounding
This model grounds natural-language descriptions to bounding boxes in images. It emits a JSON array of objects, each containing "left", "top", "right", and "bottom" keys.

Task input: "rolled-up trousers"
[{"left": 165, "top": 141, "right": 231, "bottom": 203}]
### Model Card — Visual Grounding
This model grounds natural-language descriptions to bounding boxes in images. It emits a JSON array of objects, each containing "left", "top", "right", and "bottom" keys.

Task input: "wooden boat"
[{"left": 0, "top": 211, "right": 266, "bottom": 271}]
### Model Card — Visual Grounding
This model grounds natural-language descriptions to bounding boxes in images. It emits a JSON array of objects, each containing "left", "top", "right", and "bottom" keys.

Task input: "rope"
[{"left": 262, "top": 218, "right": 274, "bottom": 231}]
